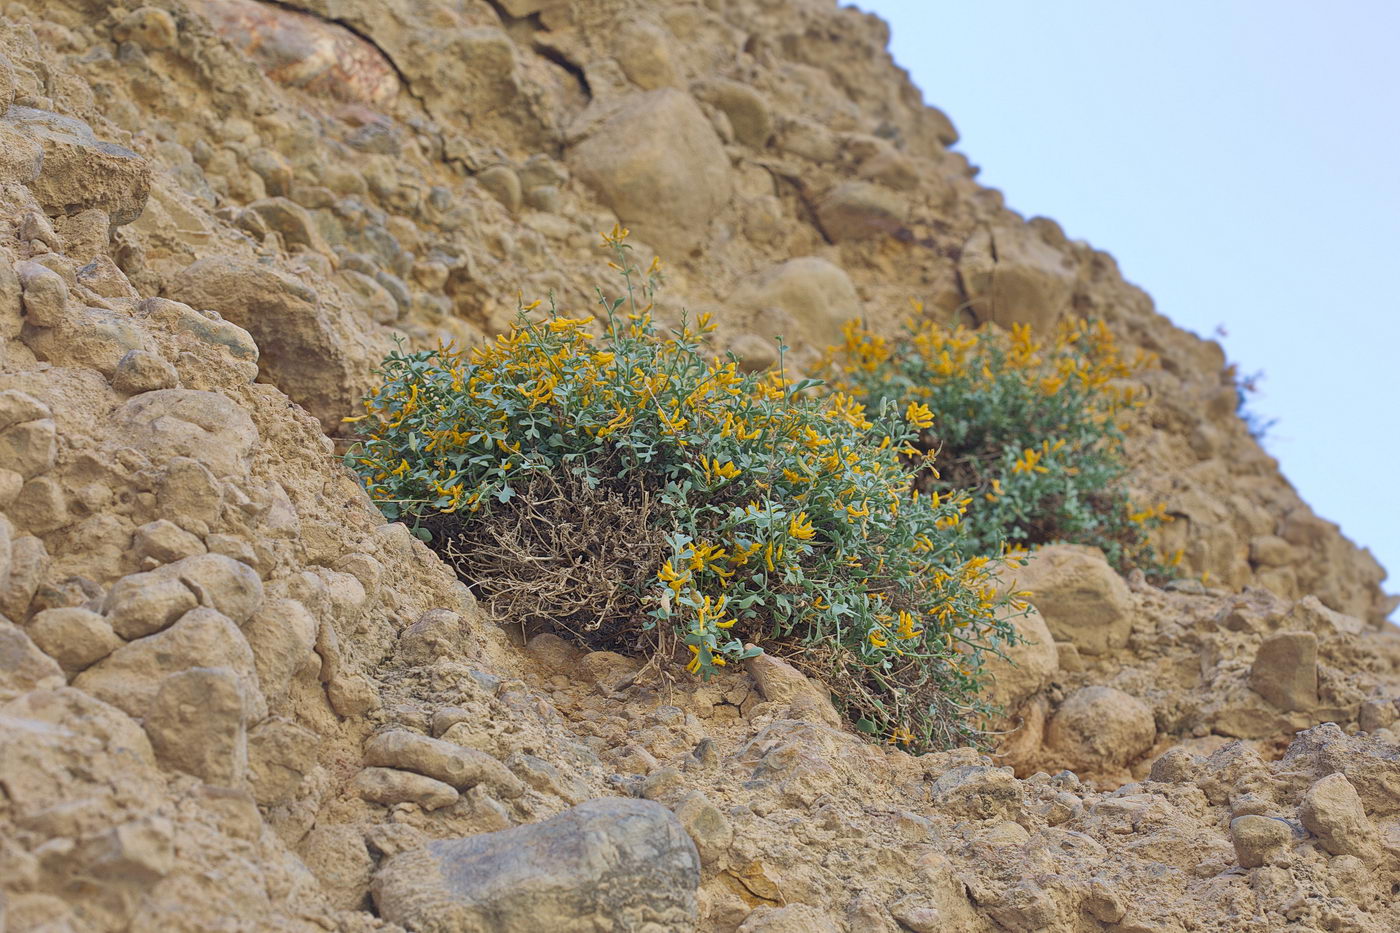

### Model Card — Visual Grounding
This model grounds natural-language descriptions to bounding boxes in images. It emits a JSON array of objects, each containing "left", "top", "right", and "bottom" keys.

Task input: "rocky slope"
[{"left": 1, "top": 1, "right": 1397, "bottom": 931}]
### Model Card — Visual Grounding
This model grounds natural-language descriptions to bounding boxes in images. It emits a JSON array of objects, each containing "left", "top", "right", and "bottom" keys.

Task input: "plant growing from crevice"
[
  {"left": 345, "top": 229, "right": 1021, "bottom": 751},
  {"left": 1228, "top": 364, "right": 1277, "bottom": 444}
]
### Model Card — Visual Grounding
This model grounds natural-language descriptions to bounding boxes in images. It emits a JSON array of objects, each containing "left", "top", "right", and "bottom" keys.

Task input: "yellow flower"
[
  {"left": 597, "top": 408, "right": 634, "bottom": 438},
  {"left": 1011, "top": 447, "right": 1048, "bottom": 475},
  {"left": 658, "top": 560, "right": 690, "bottom": 595},
  {"left": 904, "top": 401, "right": 935, "bottom": 430},
  {"left": 600, "top": 223, "right": 630, "bottom": 247},
  {"left": 868, "top": 629, "right": 889, "bottom": 648},
  {"left": 703, "top": 457, "right": 740, "bottom": 484},
  {"left": 827, "top": 393, "right": 873, "bottom": 430},
  {"left": 657, "top": 405, "right": 688, "bottom": 435},
  {"left": 687, "top": 542, "right": 729, "bottom": 574},
  {"left": 788, "top": 511, "right": 816, "bottom": 540}
]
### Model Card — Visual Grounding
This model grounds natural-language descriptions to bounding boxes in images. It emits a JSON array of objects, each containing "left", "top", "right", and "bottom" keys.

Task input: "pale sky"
[{"left": 853, "top": 0, "right": 1398, "bottom": 614}]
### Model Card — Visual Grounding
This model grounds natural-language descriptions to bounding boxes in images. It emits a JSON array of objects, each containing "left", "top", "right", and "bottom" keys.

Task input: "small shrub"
[
  {"left": 346, "top": 229, "right": 1020, "bottom": 751},
  {"left": 825, "top": 311, "right": 1174, "bottom": 577},
  {"left": 1229, "top": 365, "right": 1277, "bottom": 444}
]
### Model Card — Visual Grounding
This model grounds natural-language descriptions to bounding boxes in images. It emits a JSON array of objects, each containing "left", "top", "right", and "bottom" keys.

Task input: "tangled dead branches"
[{"left": 422, "top": 465, "right": 671, "bottom": 655}]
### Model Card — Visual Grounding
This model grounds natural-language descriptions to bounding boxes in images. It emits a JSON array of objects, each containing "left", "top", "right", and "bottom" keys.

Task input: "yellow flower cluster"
[{"left": 823, "top": 308, "right": 1175, "bottom": 580}]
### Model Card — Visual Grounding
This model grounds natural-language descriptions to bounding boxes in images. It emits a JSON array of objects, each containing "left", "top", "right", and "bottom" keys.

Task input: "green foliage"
[
  {"left": 346, "top": 228, "right": 1020, "bottom": 752},
  {"left": 825, "top": 313, "right": 1176, "bottom": 577}
]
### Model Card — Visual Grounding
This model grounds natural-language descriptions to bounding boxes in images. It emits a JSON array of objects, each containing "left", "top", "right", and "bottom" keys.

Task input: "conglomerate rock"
[{"left": 0, "top": 1, "right": 1396, "bottom": 931}]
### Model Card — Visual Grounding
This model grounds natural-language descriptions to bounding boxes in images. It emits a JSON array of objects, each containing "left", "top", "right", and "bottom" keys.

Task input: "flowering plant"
[
  {"left": 347, "top": 229, "right": 1020, "bottom": 750},
  {"left": 825, "top": 311, "right": 1175, "bottom": 576}
]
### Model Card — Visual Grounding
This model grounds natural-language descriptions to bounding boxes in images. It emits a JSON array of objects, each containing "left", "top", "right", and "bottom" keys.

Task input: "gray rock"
[
  {"left": 672, "top": 791, "right": 732, "bottom": 867},
  {"left": 1249, "top": 631, "right": 1318, "bottom": 711},
  {"left": 373, "top": 798, "right": 700, "bottom": 933}
]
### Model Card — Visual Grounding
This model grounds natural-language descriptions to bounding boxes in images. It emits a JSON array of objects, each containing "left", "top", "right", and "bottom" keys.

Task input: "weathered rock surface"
[
  {"left": 569, "top": 89, "right": 732, "bottom": 256},
  {"left": 0, "top": 1, "right": 1395, "bottom": 931},
  {"left": 1045, "top": 685, "right": 1157, "bottom": 774},
  {"left": 373, "top": 798, "right": 701, "bottom": 932},
  {"left": 1249, "top": 630, "right": 1319, "bottom": 711}
]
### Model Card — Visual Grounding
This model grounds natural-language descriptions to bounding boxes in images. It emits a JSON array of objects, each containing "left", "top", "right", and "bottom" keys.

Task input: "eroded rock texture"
[{"left": 0, "top": 1, "right": 1396, "bottom": 931}]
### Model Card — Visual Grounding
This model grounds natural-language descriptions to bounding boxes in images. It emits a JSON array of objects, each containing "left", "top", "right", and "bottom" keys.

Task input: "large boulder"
[
  {"left": 568, "top": 90, "right": 732, "bottom": 256},
  {"left": 1007, "top": 545, "right": 1134, "bottom": 656},
  {"left": 373, "top": 798, "right": 700, "bottom": 932}
]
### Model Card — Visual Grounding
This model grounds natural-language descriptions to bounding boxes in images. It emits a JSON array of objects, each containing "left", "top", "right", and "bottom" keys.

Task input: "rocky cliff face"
[{"left": 1, "top": 1, "right": 1397, "bottom": 931}]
